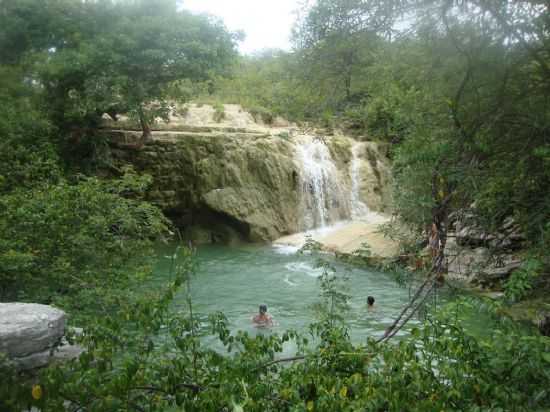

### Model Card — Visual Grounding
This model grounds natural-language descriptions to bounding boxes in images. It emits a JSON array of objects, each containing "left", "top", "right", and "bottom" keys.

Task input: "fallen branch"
[
  {"left": 255, "top": 260, "right": 445, "bottom": 369},
  {"left": 376, "top": 266, "right": 437, "bottom": 344}
]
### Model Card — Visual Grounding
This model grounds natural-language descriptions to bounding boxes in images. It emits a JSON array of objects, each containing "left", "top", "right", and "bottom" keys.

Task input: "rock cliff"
[{"left": 103, "top": 104, "right": 392, "bottom": 243}]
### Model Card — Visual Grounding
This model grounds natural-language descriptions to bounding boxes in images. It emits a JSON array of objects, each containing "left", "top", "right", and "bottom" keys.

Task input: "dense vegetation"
[
  {"left": 0, "top": 0, "right": 237, "bottom": 307},
  {"left": 1, "top": 0, "right": 549, "bottom": 411},
  {"left": 210, "top": 0, "right": 550, "bottom": 288},
  {"left": 2, "top": 244, "right": 550, "bottom": 411}
]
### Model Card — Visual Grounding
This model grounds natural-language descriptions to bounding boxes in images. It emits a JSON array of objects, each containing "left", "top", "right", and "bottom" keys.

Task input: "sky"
[{"left": 181, "top": 0, "right": 304, "bottom": 54}]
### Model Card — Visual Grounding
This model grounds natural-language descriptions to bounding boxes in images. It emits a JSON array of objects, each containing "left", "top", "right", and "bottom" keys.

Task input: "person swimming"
[
  {"left": 252, "top": 304, "right": 273, "bottom": 327},
  {"left": 367, "top": 296, "right": 375, "bottom": 311}
]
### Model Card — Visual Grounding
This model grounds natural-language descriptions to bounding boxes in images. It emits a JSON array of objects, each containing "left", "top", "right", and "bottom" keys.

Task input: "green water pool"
[{"left": 152, "top": 243, "right": 424, "bottom": 351}]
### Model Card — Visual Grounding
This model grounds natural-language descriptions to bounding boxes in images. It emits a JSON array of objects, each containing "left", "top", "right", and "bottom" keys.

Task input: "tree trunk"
[
  {"left": 343, "top": 50, "right": 354, "bottom": 100},
  {"left": 431, "top": 170, "right": 451, "bottom": 278},
  {"left": 138, "top": 105, "right": 152, "bottom": 143}
]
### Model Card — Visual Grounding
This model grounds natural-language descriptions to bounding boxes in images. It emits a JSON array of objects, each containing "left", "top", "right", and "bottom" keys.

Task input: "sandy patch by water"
[{"left": 274, "top": 216, "right": 399, "bottom": 258}]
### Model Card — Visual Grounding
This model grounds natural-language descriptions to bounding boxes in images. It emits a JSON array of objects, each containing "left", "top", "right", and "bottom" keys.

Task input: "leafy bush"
[
  {"left": 3, "top": 261, "right": 550, "bottom": 411},
  {"left": 0, "top": 168, "right": 168, "bottom": 309},
  {"left": 276, "top": 131, "right": 291, "bottom": 140},
  {"left": 0, "top": 87, "right": 61, "bottom": 194},
  {"left": 248, "top": 105, "right": 274, "bottom": 124},
  {"left": 352, "top": 242, "right": 372, "bottom": 260},
  {"left": 213, "top": 102, "right": 226, "bottom": 122},
  {"left": 505, "top": 258, "right": 542, "bottom": 302}
]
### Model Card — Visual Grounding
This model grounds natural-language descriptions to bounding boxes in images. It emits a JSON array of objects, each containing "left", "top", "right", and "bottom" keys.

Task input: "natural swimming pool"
[{"left": 151, "top": 243, "right": 427, "bottom": 355}]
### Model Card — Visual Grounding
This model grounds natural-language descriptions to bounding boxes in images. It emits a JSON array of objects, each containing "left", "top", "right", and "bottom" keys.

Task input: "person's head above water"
[
  {"left": 253, "top": 304, "right": 273, "bottom": 326},
  {"left": 367, "top": 296, "right": 375, "bottom": 306}
]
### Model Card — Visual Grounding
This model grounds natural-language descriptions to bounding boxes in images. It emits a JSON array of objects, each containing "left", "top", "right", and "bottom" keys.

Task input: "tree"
[
  {"left": 0, "top": 67, "right": 61, "bottom": 194},
  {"left": 1, "top": 0, "right": 239, "bottom": 141},
  {"left": 270, "top": 0, "right": 550, "bottom": 279},
  {"left": 292, "top": 0, "right": 382, "bottom": 107}
]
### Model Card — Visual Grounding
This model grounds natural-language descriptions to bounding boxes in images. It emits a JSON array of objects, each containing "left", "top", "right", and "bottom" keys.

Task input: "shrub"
[
  {"left": 0, "top": 168, "right": 168, "bottom": 309},
  {"left": 248, "top": 105, "right": 274, "bottom": 124},
  {"left": 213, "top": 102, "right": 226, "bottom": 122}
]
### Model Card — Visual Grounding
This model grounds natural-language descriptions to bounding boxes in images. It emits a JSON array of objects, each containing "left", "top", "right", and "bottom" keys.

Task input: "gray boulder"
[
  {"left": 446, "top": 237, "right": 521, "bottom": 286},
  {"left": 0, "top": 303, "right": 66, "bottom": 358},
  {"left": 12, "top": 341, "right": 84, "bottom": 370},
  {"left": 0, "top": 303, "right": 85, "bottom": 370}
]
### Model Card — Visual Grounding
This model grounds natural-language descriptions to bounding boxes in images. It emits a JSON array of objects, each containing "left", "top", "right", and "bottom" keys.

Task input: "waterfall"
[
  {"left": 350, "top": 142, "right": 370, "bottom": 220},
  {"left": 296, "top": 138, "right": 348, "bottom": 229}
]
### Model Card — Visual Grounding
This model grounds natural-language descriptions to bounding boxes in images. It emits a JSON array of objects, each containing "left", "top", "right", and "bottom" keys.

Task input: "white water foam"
[
  {"left": 284, "top": 262, "right": 324, "bottom": 278},
  {"left": 283, "top": 274, "right": 297, "bottom": 286},
  {"left": 272, "top": 244, "right": 300, "bottom": 255},
  {"left": 296, "top": 138, "right": 348, "bottom": 229}
]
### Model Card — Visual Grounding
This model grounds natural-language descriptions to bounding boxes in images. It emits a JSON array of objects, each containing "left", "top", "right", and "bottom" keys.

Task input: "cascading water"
[
  {"left": 350, "top": 142, "right": 370, "bottom": 220},
  {"left": 296, "top": 137, "right": 348, "bottom": 229},
  {"left": 278, "top": 136, "right": 390, "bottom": 253}
]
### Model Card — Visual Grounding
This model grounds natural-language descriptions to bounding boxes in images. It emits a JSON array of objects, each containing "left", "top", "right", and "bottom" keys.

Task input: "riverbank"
[
  {"left": 274, "top": 216, "right": 398, "bottom": 258},
  {"left": 274, "top": 219, "right": 549, "bottom": 332}
]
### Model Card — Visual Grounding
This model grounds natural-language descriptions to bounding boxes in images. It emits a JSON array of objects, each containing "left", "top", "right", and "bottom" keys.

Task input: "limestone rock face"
[
  {"left": 454, "top": 215, "right": 525, "bottom": 249},
  {"left": 104, "top": 104, "right": 393, "bottom": 243},
  {"left": 446, "top": 237, "right": 521, "bottom": 287},
  {"left": 111, "top": 132, "right": 301, "bottom": 242},
  {"left": 0, "top": 303, "right": 65, "bottom": 359},
  {"left": 352, "top": 142, "right": 392, "bottom": 213},
  {"left": 202, "top": 187, "right": 288, "bottom": 241}
]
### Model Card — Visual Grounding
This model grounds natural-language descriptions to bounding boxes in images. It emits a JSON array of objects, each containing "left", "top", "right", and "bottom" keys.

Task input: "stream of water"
[{"left": 296, "top": 138, "right": 349, "bottom": 229}]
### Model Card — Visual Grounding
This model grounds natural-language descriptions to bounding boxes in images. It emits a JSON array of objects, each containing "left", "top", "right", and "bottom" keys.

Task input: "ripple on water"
[
  {"left": 283, "top": 274, "right": 297, "bottom": 287},
  {"left": 152, "top": 243, "right": 433, "bottom": 354},
  {"left": 284, "top": 261, "right": 324, "bottom": 277},
  {"left": 272, "top": 244, "right": 300, "bottom": 255}
]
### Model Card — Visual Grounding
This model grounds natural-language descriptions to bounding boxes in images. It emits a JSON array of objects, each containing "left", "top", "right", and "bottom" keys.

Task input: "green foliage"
[
  {"left": 248, "top": 105, "right": 275, "bottom": 125},
  {"left": 351, "top": 242, "right": 372, "bottom": 260},
  {"left": 0, "top": 0, "right": 238, "bottom": 316},
  {"left": 298, "top": 235, "right": 324, "bottom": 255},
  {"left": 204, "top": 51, "right": 315, "bottom": 122},
  {"left": 0, "top": 168, "right": 168, "bottom": 309},
  {"left": 385, "top": 4, "right": 550, "bottom": 270},
  {"left": 1, "top": 1, "right": 550, "bottom": 410},
  {"left": 3, "top": 258, "right": 550, "bottom": 411},
  {"left": 505, "top": 258, "right": 543, "bottom": 303},
  {"left": 312, "top": 260, "right": 351, "bottom": 330},
  {"left": 1, "top": 0, "right": 238, "bottom": 137},
  {"left": 276, "top": 131, "right": 291, "bottom": 140},
  {"left": 0, "top": 69, "right": 62, "bottom": 193},
  {"left": 212, "top": 102, "right": 226, "bottom": 122}
]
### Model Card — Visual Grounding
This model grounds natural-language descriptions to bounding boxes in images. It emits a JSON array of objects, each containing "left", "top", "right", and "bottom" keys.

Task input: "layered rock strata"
[{"left": 103, "top": 104, "right": 393, "bottom": 244}]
